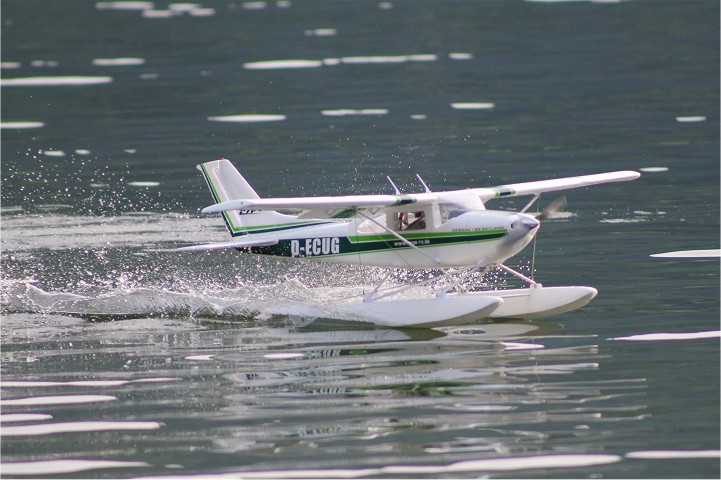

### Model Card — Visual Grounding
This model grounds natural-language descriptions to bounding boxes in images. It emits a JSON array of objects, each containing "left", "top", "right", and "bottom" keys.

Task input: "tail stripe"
[
  {"left": 197, "top": 159, "right": 334, "bottom": 238},
  {"left": 199, "top": 163, "right": 245, "bottom": 236}
]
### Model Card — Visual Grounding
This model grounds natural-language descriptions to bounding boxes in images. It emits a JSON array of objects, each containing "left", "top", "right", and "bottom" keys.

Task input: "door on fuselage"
[
  {"left": 385, "top": 205, "right": 440, "bottom": 233},
  {"left": 354, "top": 206, "right": 442, "bottom": 235}
]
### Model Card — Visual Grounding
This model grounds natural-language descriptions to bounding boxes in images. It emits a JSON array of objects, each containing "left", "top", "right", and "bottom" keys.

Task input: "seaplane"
[{"left": 179, "top": 159, "right": 640, "bottom": 328}]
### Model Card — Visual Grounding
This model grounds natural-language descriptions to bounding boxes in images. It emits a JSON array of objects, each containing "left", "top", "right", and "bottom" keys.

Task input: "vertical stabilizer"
[{"left": 197, "top": 159, "right": 294, "bottom": 237}]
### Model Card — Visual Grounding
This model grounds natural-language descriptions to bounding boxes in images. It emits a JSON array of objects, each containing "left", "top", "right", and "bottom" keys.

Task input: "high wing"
[
  {"left": 201, "top": 193, "right": 439, "bottom": 215},
  {"left": 177, "top": 234, "right": 279, "bottom": 252},
  {"left": 199, "top": 170, "right": 640, "bottom": 219},
  {"left": 472, "top": 170, "right": 641, "bottom": 201}
]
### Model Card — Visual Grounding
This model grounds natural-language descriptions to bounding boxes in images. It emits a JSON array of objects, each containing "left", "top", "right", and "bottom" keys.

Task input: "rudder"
[{"left": 197, "top": 159, "right": 293, "bottom": 237}]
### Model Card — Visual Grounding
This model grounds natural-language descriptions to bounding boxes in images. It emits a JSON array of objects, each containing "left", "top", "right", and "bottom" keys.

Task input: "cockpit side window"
[{"left": 395, "top": 211, "right": 426, "bottom": 231}]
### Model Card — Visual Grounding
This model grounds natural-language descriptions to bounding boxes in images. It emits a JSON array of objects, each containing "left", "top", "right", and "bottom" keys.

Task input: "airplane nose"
[
  {"left": 509, "top": 214, "right": 539, "bottom": 233},
  {"left": 520, "top": 216, "right": 539, "bottom": 230}
]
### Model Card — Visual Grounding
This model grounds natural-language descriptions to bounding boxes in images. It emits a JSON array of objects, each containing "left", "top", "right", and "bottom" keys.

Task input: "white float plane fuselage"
[{"left": 180, "top": 159, "right": 639, "bottom": 271}]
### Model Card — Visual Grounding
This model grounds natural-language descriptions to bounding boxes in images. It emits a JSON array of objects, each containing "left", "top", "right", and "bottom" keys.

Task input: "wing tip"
[{"left": 624, "top": 170, "right": 642, "bottom": 180}]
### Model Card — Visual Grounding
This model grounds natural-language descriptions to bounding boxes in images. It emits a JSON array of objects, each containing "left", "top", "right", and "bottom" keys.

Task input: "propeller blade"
[{"left": 535, "top": 195, "right": 567, "bottom": 221}]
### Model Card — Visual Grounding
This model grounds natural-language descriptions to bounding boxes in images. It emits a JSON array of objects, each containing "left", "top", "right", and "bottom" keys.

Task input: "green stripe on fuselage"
[
  {"left": 248, "top": 229, "right": 507, "bottom": 259},
  {"left": 347, "top": 229, "right": 507, "bottom": 243}
]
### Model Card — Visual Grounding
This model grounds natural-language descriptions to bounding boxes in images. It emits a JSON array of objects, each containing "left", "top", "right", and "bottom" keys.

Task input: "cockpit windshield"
[{"left": 440, "top": 205, "right": 469, "bottom": 223}]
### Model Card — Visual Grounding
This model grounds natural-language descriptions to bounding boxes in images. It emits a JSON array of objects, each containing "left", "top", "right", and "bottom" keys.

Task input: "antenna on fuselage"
[
  {"left": 416, "top": 174, "right": 432, "bottom": 193},
  {"left": 386, "top": 176, "right": 401, "bottom": 195}
]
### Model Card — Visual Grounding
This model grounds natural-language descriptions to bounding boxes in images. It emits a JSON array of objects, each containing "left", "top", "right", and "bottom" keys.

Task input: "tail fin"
[{"left": 197, "top": 159, "right": 294, "bottom": 237}]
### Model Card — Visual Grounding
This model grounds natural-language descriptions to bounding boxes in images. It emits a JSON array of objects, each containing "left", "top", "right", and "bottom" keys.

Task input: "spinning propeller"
[{"left": 534, "top": 195, "right": 567, "bottom": 221}]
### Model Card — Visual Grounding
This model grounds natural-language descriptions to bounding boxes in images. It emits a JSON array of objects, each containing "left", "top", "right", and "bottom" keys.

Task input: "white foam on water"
[
  {"left": 1, "top": 421, "right": 162, "bottom": 436},
  {"left": 208, "top": 114, "right": 287, "bottom": 122},
  {"left": 93, "top": 57, "right": 145, "bottom": 66},
  {"left": 36, "top": 204, "right": 72, "bottom": 211},
  {"left": 341, "top": 55, "right": 410, "bottom": 64},
  {"left": 1, "top": 213, "right": 224, "bottom": 252},
  {"left": 611, "top": 331, "right": 721, "bottom": 342},
  {"left": 263, "top": 353, "right": 304, "bottom": 359},
  {"left": 0, "top": 122, "right": 45, "bottom": 129},
  {"left": 0, "top": 206, "right": 23, "bottom": 213},
  {"left": 96, "top": 1, "right": 154, "bottom": 10},
  {"left": 0, "top": 394, "right": 117, "bottom": 407},
  {"left": 507, "top": 362, "right": 598, "bottom": 375},
  {"left": 132, "top": 378, "right": 178, "bottom": 383},
  {"left": 244, "top": 54, "right": 437, "bottom": 70},
  {"left": 2, "top": 380, "right": 124, "bottom": 387},
  {"left": 449, "top": 52, "right": 473, "bottom": 60},
  {"left": 437, "top": 404, "right": 516, "bottom": 412},
  {"left": 599, "top": 218, "right": 645, "bottom": 223},
  {"left": 625, "top": 450, "right": 721, "bottom": 459},
  {"left": 545, "top": 210, "right": 576, "bottom": 220},
  {"left": 1, "top": 62, "right": 22, "bottom": 69},
  {"left": 1, "top": 378, "right": 176, "bottom": 388},
  {"left": 0, "top": 413, "right": 53, "bottom": 423},
  {"left": 43, "top": 150, "right": 66, "bottom": 157},
  {"left": 502, "top": 342, "right": 544, "bottom": 350},
  {"left": 1, "top": 76, "right": 113, "bottom": 86},
  {"left": 676, "top": 116, "right": 706, "bottom": 122},
  {"left": 243, "top": 1, "right": 268, "bottom": 9},
  {"left": 169, "top": 3, "right": 201, "bottom": 11},
  {"left": 31, "top": 60, "right": 60, "bottom": 68},
  {"left": 128, "top": 181, "right": 161, "bottom": 187},
  {"left": 305, "top": 28, "right": 337, "bottom": 37},
  {"left": 650, "top": 249, "right": 720, "bottom": 258},
  {"left": 185, "top": 355, "right": 215, "bottom": 361},
  {"left": 639, "top": 166, "right": 669, "bottom": 172},
  {"left": 407, "top": 54, "right": 438, "bottom": 62},
  {"left": 244, "top": 59, "right": 323, "bottom": 69},
  {"left": 186, "top": 454, "right": 622, "bottom": 479},
  {"left": 410, "top": 114, "right": 427, "bottom": 120},
  {"left": 445, "top": 454, "right": 622, "bottom": 472},
  {"left": 136, "top": 4, "right": 213, "bottom": 17},
  {"left": 0, "top": 459, "right": 151, "bottom": 476},
  {"left": 143, "top": 9, "right": 175, "bottom": 17},
  {"left": 321, "top": 109, "right": 388, "bottom": 116},
  {"left": 451, "top": 102, "right": 496, "bottom": 110},
  {"left": 75, "top": 149, "right": 92, "bottom": 155},
  {"left": 189, "top": 7, "right": 215, "bottom": 16}
]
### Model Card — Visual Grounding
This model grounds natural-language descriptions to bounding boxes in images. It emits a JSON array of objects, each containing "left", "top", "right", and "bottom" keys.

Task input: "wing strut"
[
  {"left": 520, "top": 194, "right": 541, "bottom": 214},
  {"left": 498, "top": 263, "right": 539, "bottom": 286}
]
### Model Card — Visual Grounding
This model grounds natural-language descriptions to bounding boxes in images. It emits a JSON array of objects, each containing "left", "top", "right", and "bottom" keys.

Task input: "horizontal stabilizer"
[
  {"left": 201, "top": 193, "right": 437, "bottom": 214},
  {"left": 177, "top": 236, "right": 278, "bottom": 252}
]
